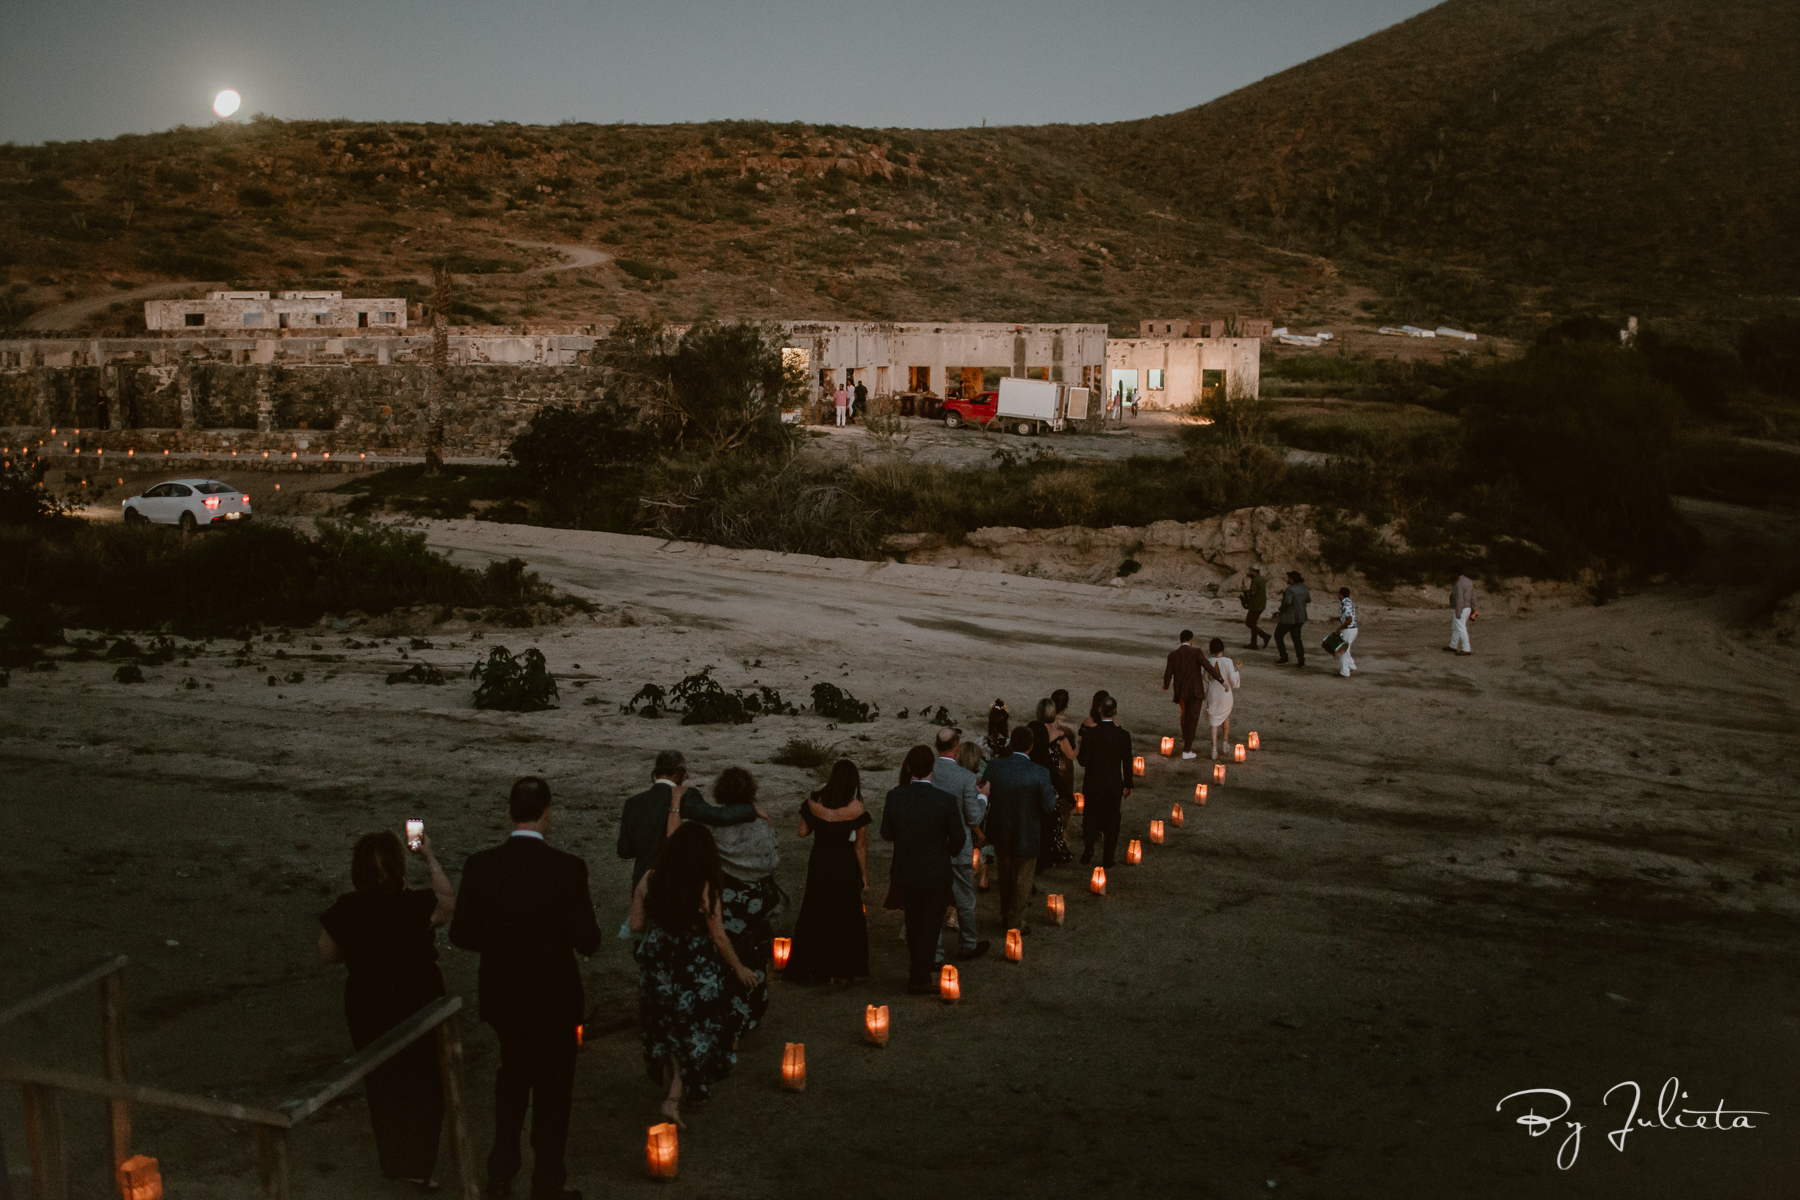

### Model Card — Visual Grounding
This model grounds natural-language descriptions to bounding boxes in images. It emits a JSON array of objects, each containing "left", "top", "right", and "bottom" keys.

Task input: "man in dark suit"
[
  {"left": 617, "top": 750, "right": 764, "bottom": 890},
  {"left": 449, "top": 777, "right": 603, "bottom": 1200},
  {"left": 880, "top": 745, "right": 968, "bottom": 994},
  {"left": 1163, "top": 628, "right": 1209, "bottom": 760},
  {"left": 983, "top": 727, "right": 1059, "bottom": 934},
  {"left": 1076, "top": 696, "right": 1133, "bottom": 868}
]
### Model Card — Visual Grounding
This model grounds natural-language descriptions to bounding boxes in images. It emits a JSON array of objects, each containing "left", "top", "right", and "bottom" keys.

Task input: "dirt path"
[
  {"left": 2, "top": 510, "right": 1796, "bottom": 1198},
  {"left": 22, "top": 280, "right": 212, "bottom": 332}
]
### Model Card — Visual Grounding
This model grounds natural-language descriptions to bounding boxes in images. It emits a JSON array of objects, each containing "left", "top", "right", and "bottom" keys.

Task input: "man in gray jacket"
[
  {"left": 1274, "top": 571, "right": 1311, "bottom": 667},
  {"left": 932, "top": 727, "right": 991, "bottom": 962}
]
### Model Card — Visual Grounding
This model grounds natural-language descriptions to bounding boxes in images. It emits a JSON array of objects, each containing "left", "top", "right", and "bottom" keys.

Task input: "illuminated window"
[{"left": 1148, "top": 369, "right": 1165, "bottom": 390}]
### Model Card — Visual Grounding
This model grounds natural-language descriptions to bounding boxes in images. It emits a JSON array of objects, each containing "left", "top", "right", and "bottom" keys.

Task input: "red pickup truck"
[{"left": 942, "top": 391, "right": 1000, "bottom": 430}]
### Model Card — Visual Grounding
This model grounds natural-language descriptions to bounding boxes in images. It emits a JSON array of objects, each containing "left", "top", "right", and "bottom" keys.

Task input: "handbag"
[{"left": 1321, "top": 630, "right": 1345, "bottom": 654}]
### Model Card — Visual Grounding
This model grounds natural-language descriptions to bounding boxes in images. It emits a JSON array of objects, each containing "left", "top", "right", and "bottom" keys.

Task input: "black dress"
[
  {"left": 782, "top": 806, "right": 871, "bottom": 983},
  {"left": 1029, "top": 721, "right": 1076, "bottom": 871},
  {"left": 320, "top": 888, "right": 446, "bottom": 1181}
]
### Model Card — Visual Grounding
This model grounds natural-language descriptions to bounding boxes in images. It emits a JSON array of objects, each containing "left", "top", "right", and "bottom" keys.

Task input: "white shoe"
[{"left": 1181, "top": 751, "right": 1198, "bottom": 760}]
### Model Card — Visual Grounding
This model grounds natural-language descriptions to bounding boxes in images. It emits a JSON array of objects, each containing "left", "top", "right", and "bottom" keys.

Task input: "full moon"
[{"left": 213, "top": 89, "right": 241, "bottom": 118}]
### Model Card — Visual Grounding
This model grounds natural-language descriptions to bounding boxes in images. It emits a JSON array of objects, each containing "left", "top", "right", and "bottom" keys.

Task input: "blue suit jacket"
[
  {"left": 981, "top": 752, "right": 1058, "bottom": 858},
  {"left": 879, "top": 780, "right": 965, "bottom": 889}
]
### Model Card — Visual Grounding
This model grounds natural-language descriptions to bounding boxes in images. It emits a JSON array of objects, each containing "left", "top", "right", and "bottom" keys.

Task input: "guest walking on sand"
[
  {"left": 1448, "top": 569, "right": 1475, "bottom": 656},
  {"left": 931, "top": 727, "right": 992, "bottom": 962},
  {"left": 700, "top": 767, "right": 781, "bottom": 1032},
  {"left": 1274, "top": 571, "right": 1310, "bottom": 667},
  {"left": 985, "top": 727, "right": 1059, "bottom": 934},
  {"left": 630, "top": 823, "right": 760, "bottom": 1128},
  {"left": 1163, "top": 630, "right": 1209, "bottom": 760},
  {"left": 784, "top": 760, "right": 872, "bottom": 985},
  {"left": 881, "top": 746, "right": 966, "bottom": 994},
  {"left": 449, "top": 777, "right": 602, "bottom": 1200},
  {"left": 617, "top": 751, "right": 766, "bottom": 892},
  {"left": 1332, "top": 586, "right": 1359, "bottom": 678},
  {"left": 834, "top": 381, "right": 851, "bottom": 427},
  {"left": 318, "top": 829, "right": 455, "bottom": 1190},
  {"left": 1027, "top": 699, "right": 1076, "bottom": 870},
  {"left": 1076, "top": 695, "right": 1133, "bottom": 868},
  {"left": 1241, "top": 566, "right": 1272, "bottom": 650},
  {"left": 1202, "top": 637, "right": 1241, "bottom": 760}
]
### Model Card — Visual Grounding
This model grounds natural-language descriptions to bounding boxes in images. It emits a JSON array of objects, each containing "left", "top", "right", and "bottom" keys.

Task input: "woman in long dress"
[
  {"left": 781, "top": 759, "right": 870, "bottom": 984},
  {"left": 631, "top": 822, "right": 760, "bottom": 1127},
  {"left": 1203, "top": 636, "right": 1242, "bottom": 760},
  {"left": 318, "top": 830, "right": 454, "bottom": 1190},
  {"left": 1027, "top": 697, "right": 1076, "bottom": 871},
  {"left": 704, "top": 766, "right": 781, "bottom": 1032}
]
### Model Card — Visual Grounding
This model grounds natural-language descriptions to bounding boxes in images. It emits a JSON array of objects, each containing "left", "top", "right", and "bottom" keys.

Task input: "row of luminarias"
[{"left": 645, "top": 730, "right": 1266, "bottom": 1180}]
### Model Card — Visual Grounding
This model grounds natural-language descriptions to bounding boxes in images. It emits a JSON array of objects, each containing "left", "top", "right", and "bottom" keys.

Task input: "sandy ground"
[{"left": 3, "top": 503, "right": 1798, "bottom": 1199}]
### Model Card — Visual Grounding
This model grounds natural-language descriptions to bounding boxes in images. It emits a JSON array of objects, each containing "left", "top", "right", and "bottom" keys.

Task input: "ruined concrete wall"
[
  {"left": 1106, "top": 337, "right": 1262, "bottom": 409},
  {"left": 781, "top": 321, "right": 1109, "bottom": 404}
]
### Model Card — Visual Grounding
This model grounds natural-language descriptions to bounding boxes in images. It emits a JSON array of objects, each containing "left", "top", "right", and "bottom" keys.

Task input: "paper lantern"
[
  {"left": 1213, "top": 764, "right": 1226, "bottom": 784},
  {"left": 772, "top": 937, "right": 791, "bottom": 969},
  {"left": 1170, "top": 803, "right": 1185, "bottom": 826},
  {"left": 939, "top": 964, "right": 961, "bottom": 1002},
  {"left": 781, "top": 1042, "right": 807, "bottom": 1091},
  {"left": 1005, "top": 928, "right": 1023, "bottom": 961},
  {"left": 1133, "top": 756, "right": 1146, "bottom": 777},
  {"left": 1090, "top": 867, "right": 1106, "bottom": 895},
  {"left": 864, "top": 1004, "right": 890, "bottom": 1046},
  {"left": 972, "top": 845, "right": 980, "bottom": 871},
  {"left": 1150, "top": 820, "right": 1165, "bottom": 844},
  {"left": 118, "top": 1155, "right": 162, "bottom": 1200},
  {"left": 1160, "top": 736, "right": 1174, "bottom": 755},
  {"left": 1234, "top": 744, "right": 1246, "bottom": 763},
  {"left": 1194, "top": 784, "right": 1208, "bottom": 803},
  {"left": 575, "top": 1023, "right": 584, "bottom": 1047},
  {"left": 1046, "top": 894, "right": 1065, "bottom": 924},
  {"left": 1247, "top": 731, "right": 1261, "bottom": 750},
  {"left": 1127, "top": 839, "right": 1143, "bottom": 865},
  {"left": 1074, "top": 792, "right": 1085, "bottom": 814},
  {"left": 645, "top": 1123, "right": 679, "bottom": 1180}
]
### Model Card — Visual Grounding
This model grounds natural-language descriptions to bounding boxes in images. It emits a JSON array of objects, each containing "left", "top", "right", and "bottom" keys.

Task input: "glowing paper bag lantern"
[
  {"left": 864, "top": 1004, "right": 890, "bottom": 1046},
  {"left": 939, "top": 964, "right": 961, "bottom": 1002},
  {"left": 1194, "top": 784, "right": 1208, "bottom": 804},
  {"left": 781, "top": 1042, "right": 807, "bottom": 1091},
  {"left": 772, "top": 937, "right": 791, "bottom": 968},
  {"left": 1005, "top": 929, "right": 1023, "bottom": 961},
  {"left": 1213, "top": 764, "right": 1227, "bottom": 784},
  {"left": 1160, "top": 736, "right": 1175, "bottom": 756},
  {"left": 1234, "top": 744, "right": 1247, "bottom": 763},
  {"left": 118, "top": 1155, "right": 163, "bottom": 1200},
  {"left": 1090, "top": 867, "right": 1106, "bottom": 895},
  {"left": 972, "top": 845, "right": 980, "bottom": 870},
  {"left": 645, "top": 1123, "right": 679, "bottom": 1180},
  {"left": 575, "top": 1024, "right": 584, "bottom": 1047},
  {"left": 1170, "top": 803, "right": 1185, "bottom": 826},
  {"left": 1074, "top": 792, "right": 1085, "bottom": 814},
  {"left": 1150, "top": 820, "right": 1165, "bottom": 844},
  {"left": 1248, "top": 731, "right": 1261, "bottom": 751},
  {"left": 1046, "top": 894, "right": 1065, "bottom": 924},
  {"left": 1127, "top": 839, "right": 1143, "bottom": 865},
  {"left": 1133, "top": 756, "right": 1146, "bottom": 777}
]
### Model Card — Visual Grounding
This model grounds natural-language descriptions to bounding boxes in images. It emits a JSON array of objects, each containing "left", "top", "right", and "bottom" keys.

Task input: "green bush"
[
  {"left": 811, "top": 682, "right": 877, "bottom": 723},
  {"left": 771, "top": 736, "right": 837, "bottom": 771},
  {"left": 470, "top": 645, "right": 558, "bottom": 711}
]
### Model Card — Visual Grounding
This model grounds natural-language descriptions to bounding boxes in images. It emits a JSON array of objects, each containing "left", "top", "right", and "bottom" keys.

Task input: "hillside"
[
  {"left": 0, "top": 0, "right": 1792, "bottom": 341},
  {"left": 1096, "top": 0, "right": 1800, "bottom": 327}
]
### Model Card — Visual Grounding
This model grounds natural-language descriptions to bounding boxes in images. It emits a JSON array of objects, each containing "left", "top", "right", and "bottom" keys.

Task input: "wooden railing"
[{"left": 0, "top": 959, "right": 477, "bottom": 1200}]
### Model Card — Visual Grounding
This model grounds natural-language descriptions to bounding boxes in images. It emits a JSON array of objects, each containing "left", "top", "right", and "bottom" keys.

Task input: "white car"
[{"left": 122, "top": 478, "right": 252, "bottom": 530}]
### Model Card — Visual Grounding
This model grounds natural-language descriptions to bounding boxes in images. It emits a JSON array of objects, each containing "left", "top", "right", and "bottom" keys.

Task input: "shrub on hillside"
[{"left": 470, "top": 645, "right": 558, "bottom": 712}]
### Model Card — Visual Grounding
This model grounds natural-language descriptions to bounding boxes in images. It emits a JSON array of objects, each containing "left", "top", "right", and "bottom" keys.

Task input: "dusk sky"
[{"left": 1, "top": 0, "right": 1439, "bottom": 144}]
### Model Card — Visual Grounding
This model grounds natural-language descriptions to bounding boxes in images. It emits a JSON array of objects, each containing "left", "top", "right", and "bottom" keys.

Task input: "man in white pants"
[
  {"left": 1449, "top": 570, "right": 1475, "bottom": 656},
  {"left": 1332, "top": 586, "right": 1358, "bottom": 678}
]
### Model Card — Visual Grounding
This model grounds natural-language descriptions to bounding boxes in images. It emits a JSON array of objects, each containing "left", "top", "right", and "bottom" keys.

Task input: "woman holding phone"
[{"left": 319, "top": 829, "right": 456, "bottom": 1191}]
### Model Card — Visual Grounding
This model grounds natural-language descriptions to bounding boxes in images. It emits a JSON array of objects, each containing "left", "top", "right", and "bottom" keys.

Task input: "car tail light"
[
  {"left": 204, "top": 497, "right": 220, "bottom": 509},
  {"left": 242, "top": 497, "right": 251, "bottom": 508}
]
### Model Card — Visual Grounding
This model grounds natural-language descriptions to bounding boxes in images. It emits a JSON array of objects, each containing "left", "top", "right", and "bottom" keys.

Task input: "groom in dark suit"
[
  {"left": 450, "top": 777, "right": 603, "bottom": 1200},
  {"left": 1076, "top": 695, "right": 1133, "bottom": 868}
]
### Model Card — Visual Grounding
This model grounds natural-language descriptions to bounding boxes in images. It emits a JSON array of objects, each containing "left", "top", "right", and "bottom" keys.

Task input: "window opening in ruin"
[
  {"left": 278, "top": 313, "right": 290, "bottom": 328},
  {"left": 378, "top": 311, "right": 397, "bottom": 324},
  {"left": 1148, "top": 369, "right": 1165, "bottom": 390},
  {"left": 875, "top": 366, "right": 889, "bottom": 395},
  {"left": 358, "top": 312, "right": 369, "bottom": 328},
  {"left": 242, "top": 312, "right": 263, "bottom": 327},
  {"left": 818, "top": 367, "right": 836, "bottom": 390},
  {"left": 1051, "top": 366, "right": 1064, "bottom": 382},
  {"left": 908, "top": 365, "right": 931, "bottom": 392},
  {"left": 1109, "top": 369, "right": 1139, "bottom": 400},
  {"left": 981, "top": 366, "right": 1011, "bottom": 390},
  {"left": 1026, "top": 367, "right": 1049, "bottom": 380},
  {"left": 184, "top": 313, "right": 204, "bottom": 327},
  {"left": 1201, "top": 369, "right": 1226, "bottom": 403}
]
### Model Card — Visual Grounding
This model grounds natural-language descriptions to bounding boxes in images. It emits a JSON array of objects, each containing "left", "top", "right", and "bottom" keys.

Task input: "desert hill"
[
  {"left": 1095, "top": 0, "right": 1800, "bottom": 325},
  {"left": 0, "top": 0, "right": 1792, "bottom": 339}
]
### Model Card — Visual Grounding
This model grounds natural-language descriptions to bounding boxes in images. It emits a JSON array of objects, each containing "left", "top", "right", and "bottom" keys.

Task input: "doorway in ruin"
[
  {"left": 907, "top": 365, "right": 931, "bottom": 393},
  {"left": 1109, "top": 368, "right": 1139, "bottom": 402},
  {"left": 1201, "top": 369, "right": 1226, "bottom": 405}
]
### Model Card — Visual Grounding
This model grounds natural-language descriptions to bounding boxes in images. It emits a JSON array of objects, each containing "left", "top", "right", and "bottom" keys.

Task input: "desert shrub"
[
  {"left": 113, "top": 663, "right": 145, "bottom": 684},
  {"left": 470, "top": 645, "right": 558, "bottom": 711},
  {"left": 507, "top": 399, "right": 656, "bottom": 495},
  {"left": 387, "top": 663, "right": 446, "bottom": 685},
  {"left": 615, "top": 259, "right": 678, "bottom": 282},
  {"left": 1, "top": 443, "right": 91, "bottom": 526},
  {"left": 811, "top": 682, "right": 877, "bottom": 723},
  {"left": 771, "top": 736, "right": 837, "bottom": 771},
  {"left": 237, "top": 185, "right": 279, "bottom": 208}
]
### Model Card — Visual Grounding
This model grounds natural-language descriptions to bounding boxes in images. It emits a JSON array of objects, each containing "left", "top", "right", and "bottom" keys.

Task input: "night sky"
[{"left": 1, "top": 0, "right": 1439, "bottom": 144}]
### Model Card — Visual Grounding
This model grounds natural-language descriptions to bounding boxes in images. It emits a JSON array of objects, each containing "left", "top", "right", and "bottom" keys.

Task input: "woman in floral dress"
[
  {"left": 630, "top": 822, "right": 760, "bottom": 1126},
  {"left": 704, "top": 767, "right": 781, "bottom": 1031}
]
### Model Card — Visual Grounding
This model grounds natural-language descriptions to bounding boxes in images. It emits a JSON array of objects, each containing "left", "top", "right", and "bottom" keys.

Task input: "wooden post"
[
  {"left": 435, "top": 1015, "right": 480, "bottom": 1200},
  {"left": 255, "top": 1126, "right": 291, "bottom": 1200},
  {"left": 20, "top": 1084, "right": 68, "bottom": 1200},
  {"left": 99, "top": 969, "right": 131, "bottom": 1170}
]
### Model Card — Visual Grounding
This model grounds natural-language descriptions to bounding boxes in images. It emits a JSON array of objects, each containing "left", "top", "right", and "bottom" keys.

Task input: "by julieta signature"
[{"left": 1496, "top": 1078, "right": 1766, "bottom": 1169}]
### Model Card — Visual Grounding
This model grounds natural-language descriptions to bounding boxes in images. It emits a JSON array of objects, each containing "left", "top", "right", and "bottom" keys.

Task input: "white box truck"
[{"left": 992, "top": 378, "right": 1090, "bottom": 435}]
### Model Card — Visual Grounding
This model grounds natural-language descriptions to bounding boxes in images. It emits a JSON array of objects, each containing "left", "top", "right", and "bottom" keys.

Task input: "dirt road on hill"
[{"left": 2, "top": 505, "right": 1797, "bottom": 1199}]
